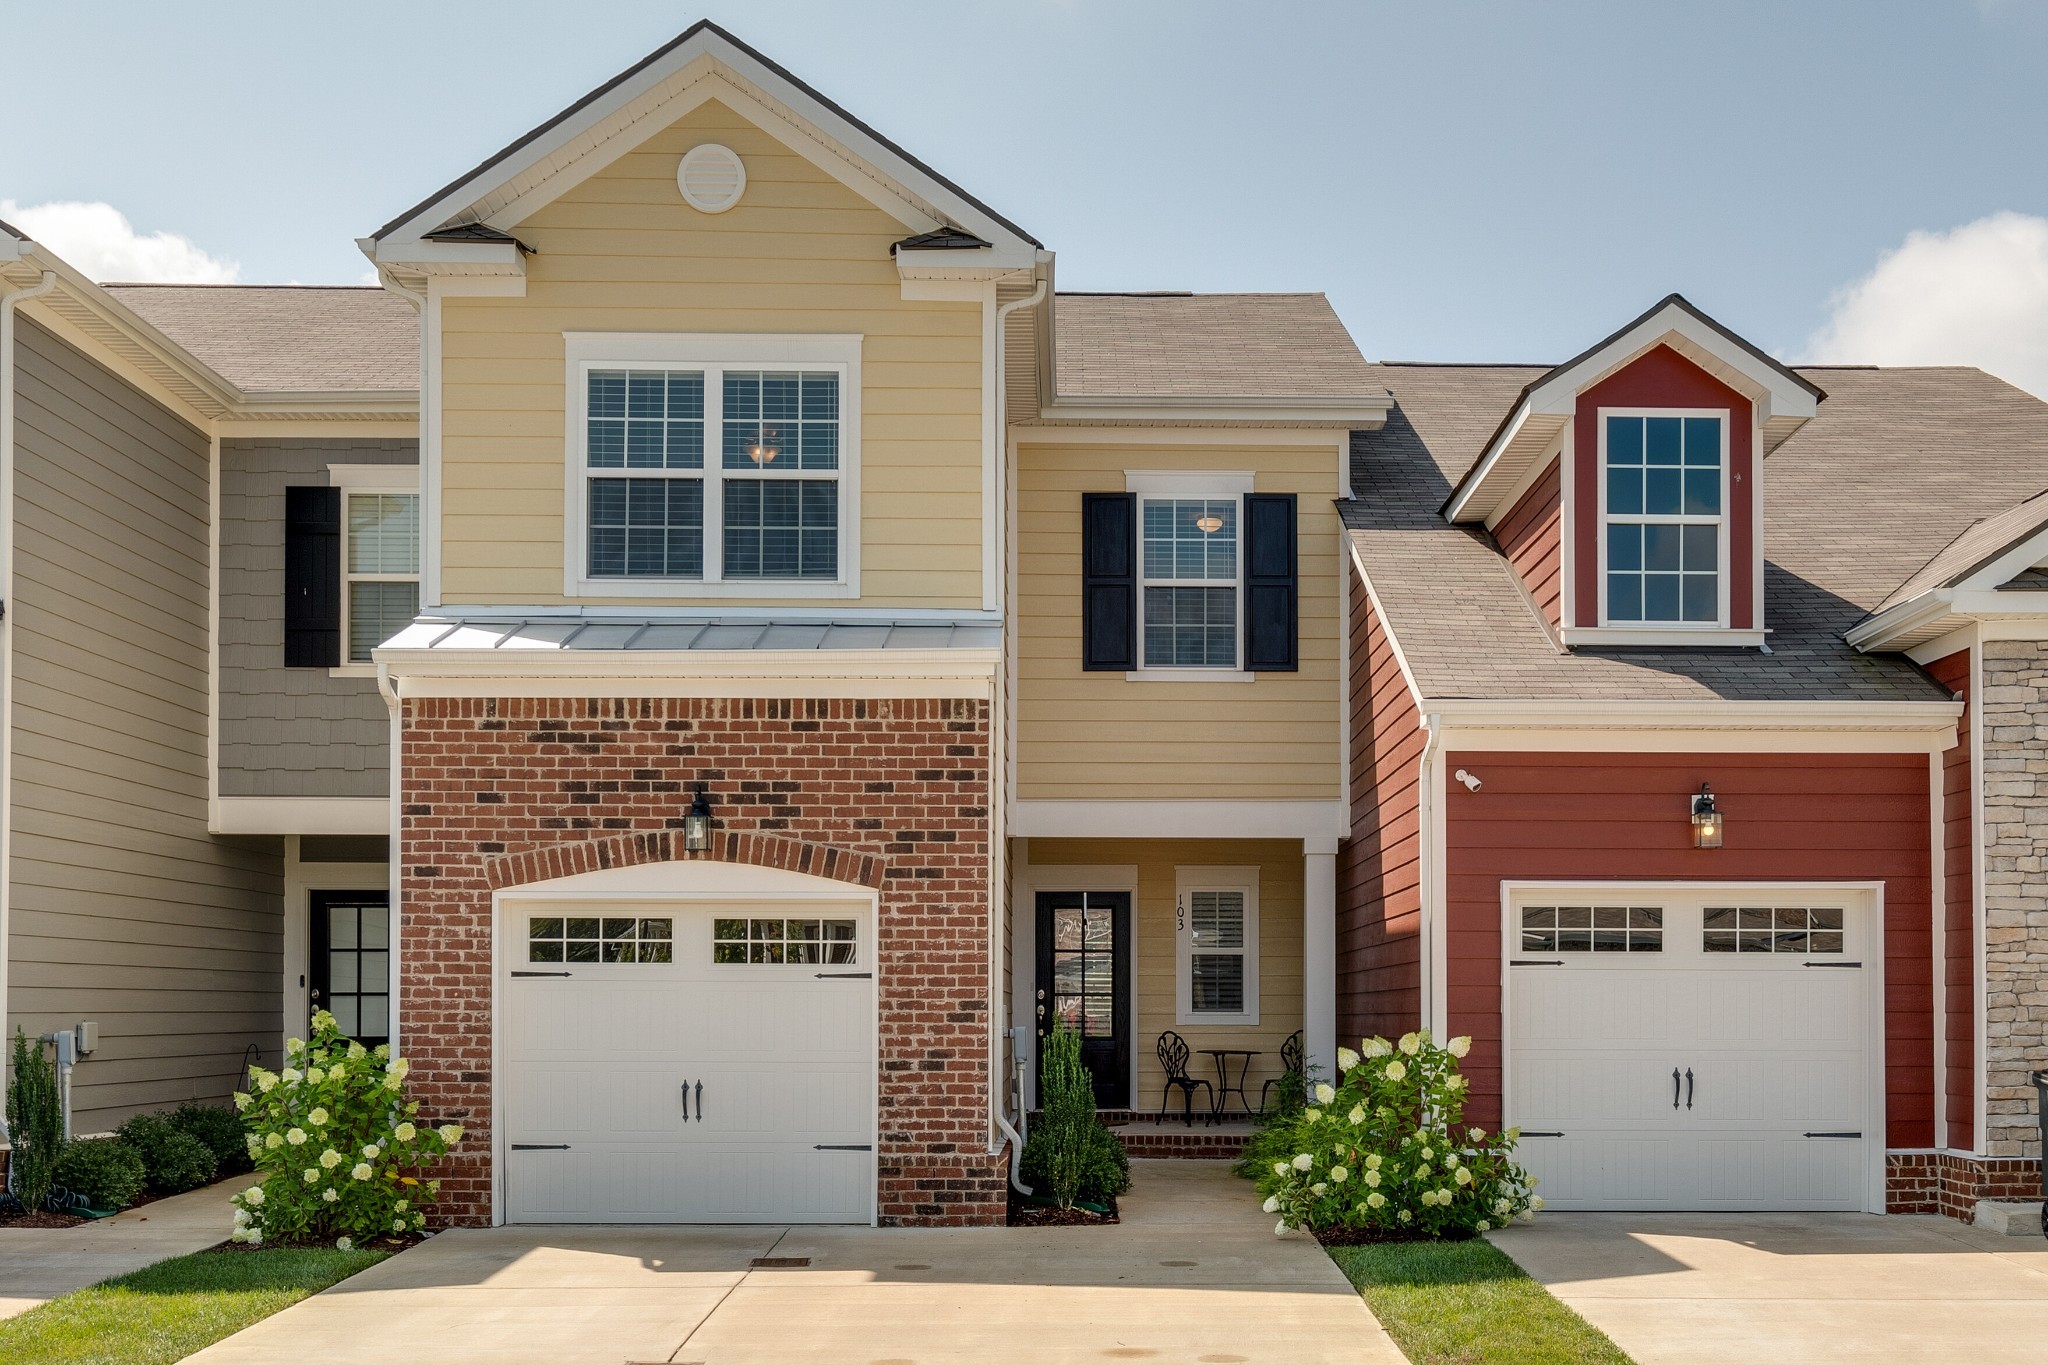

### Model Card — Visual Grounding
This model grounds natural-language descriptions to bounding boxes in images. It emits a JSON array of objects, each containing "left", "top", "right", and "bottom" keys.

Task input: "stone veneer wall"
[
  {"left": 1980, "top": 640, "right": 2048, "bottom": 1161},
  {"left": 398, "top": 695, "right": 1003, "bottom": 1226}
]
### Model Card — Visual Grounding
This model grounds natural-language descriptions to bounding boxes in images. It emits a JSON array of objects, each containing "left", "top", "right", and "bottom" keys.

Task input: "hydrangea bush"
[
  {"left": 229, "top": 1010, "right": 463, "bottom": 1246},
  {"left": 1254, "top": 1029, "right": 1542, "bottom": 1238}
]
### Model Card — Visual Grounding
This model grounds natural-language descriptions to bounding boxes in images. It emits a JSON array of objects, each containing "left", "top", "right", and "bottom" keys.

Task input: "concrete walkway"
[
  {"left": 188, "top": 1160, "right": 1404, "bottom": 1365},
  {"left": 0, "top": 1177, "right": 240, "bottom": 1318},
  {"left": 1492, "top": 1210, "right": 2048, "bottom": 1365}
]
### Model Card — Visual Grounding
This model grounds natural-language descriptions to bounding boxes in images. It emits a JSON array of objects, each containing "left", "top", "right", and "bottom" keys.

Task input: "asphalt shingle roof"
[
  {"left": 1054, "top": 292, "right": 1380, "bottom": 402},
  {"left": 103, "top": 284, "right": 418, "bottom": 395},
  {"left": 1345, "top": 362, "right": 2048, "bottom": 703}
]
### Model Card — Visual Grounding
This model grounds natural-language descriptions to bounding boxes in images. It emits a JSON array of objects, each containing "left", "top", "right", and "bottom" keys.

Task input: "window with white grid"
[{"left": 1175, "top": 866, "right": 1259, "bottom": 1024}]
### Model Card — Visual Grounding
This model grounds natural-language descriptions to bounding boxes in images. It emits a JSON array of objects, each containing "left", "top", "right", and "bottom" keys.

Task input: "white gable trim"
[
  {"left": 370, "top": 25, "right": 1037, "bottom": 269},
  {"left": 1850, "top": 520, "right": 2048, "bottom": 652}
]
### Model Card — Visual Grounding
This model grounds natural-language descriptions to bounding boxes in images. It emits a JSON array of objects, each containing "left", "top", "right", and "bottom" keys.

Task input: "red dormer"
[{"left": 1442, "top": 295, "right": 1823, "bottom": 647}]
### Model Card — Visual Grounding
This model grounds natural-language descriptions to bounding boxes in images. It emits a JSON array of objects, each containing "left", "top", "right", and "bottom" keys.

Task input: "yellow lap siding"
[
  {"left": 1014, "top": 440, "right": 1345, "bottom": 801},
  {"left": 437, "top": 98, "right": 985, "bottom": 608}
]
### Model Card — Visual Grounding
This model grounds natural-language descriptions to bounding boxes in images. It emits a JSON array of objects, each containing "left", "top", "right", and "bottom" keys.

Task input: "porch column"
[{"left": 1303, "top": 838, "right": 1338, "bottom": 1083}]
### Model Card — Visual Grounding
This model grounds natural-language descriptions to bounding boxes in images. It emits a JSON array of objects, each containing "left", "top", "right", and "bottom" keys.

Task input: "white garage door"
[
  {"left": 501, "top": 899, "right": 874, "bottom": 1223},
  {"left": 1508, "top": 888, "right": 1877, "bottom": 1212}
]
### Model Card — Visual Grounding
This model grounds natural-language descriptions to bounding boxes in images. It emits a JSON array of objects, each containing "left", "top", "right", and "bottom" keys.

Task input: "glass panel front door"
[
  {"left": 311, "top": 891, "right": 391, "bottom": 1045},
  {"left": 1035, "top": 891, "right": 1130, "bottom": 1108}
]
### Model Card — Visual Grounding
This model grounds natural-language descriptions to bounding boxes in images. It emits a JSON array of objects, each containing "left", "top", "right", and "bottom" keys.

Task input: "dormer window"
[{"left": 1600, "top": 411, "right": 1726, "bottom": 627}]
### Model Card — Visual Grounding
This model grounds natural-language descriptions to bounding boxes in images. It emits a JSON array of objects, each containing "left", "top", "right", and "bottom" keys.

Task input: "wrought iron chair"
[
  {"left": 1154, "top": 1030, "right": 1214, "bottom": 1126},
  {"left": 1259, "top": 1029, "right": 1307, "bottom": 1114}
]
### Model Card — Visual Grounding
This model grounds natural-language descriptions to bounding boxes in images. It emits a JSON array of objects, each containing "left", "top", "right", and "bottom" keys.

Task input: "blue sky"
[{"left": 5, "top": 1, "right": 2046, "bottom": 383}]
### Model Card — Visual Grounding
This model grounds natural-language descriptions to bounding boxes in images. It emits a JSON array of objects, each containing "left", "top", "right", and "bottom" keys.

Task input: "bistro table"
[{"left": 1200, "top": 1048, "right": 1262, "bottom": 1121}]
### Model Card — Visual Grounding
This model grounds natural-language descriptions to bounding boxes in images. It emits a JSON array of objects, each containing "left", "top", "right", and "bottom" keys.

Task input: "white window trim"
[
  {"left": 1126, "top": 470, "right": 1254, "bottom": 680},
  {"left": 1175, "top": 864, "right": 1260, "bottom": 1026},
  {"left": 328, "top": 464, "right": 421, "bottom": 678},
  {"left": 562, "top": 332, "right": 863, "bottom": 599},
  {"left": 1595, "top": 407, "right": 1731, "bottom": 630}
]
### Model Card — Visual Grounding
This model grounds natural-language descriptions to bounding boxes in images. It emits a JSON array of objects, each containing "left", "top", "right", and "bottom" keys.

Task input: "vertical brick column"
[
  {"left": 1980, "top": 641, "right": 2048, "bottom": 1163},
  {"left": 397, "top": 695, "right": 1003, "bottom": 1226}
]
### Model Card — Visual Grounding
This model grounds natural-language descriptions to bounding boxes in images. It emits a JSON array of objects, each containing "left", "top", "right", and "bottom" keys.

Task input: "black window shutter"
[
  {"left": 284, "top": 485, "right": 342, "bottom": 668},
  {"left": 1081, "top": 492, "right": 1137, "bottom": 671},
  {"left": 1243, "top": 493, "right": 1298, "bottom": 672}
]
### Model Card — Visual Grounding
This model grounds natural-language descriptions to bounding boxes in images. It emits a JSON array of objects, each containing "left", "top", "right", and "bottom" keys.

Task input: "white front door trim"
[
  {"left": 490, "top": 859, "right": 881, "bottom": 1226},
  {"left": 1498, "top": 879, "right": 1888, "bottom": 1214}
]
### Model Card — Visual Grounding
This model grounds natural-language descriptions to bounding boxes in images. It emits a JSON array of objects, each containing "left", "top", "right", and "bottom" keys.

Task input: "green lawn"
[
  {"left": 0, "top": 1248, "right": 387, "bottom": 1365},
  {"left": 1329, "top": 1237, "right": 1633, "bottom": 1365}
]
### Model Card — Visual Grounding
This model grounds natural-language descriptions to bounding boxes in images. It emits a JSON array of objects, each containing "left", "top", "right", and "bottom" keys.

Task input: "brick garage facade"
[
  {"left": 397, "top": 694, "right": 1004, "bottom": 1227},
  {"left": 1886, "top": 1151, "right": 2043, "bottom": 1218}
]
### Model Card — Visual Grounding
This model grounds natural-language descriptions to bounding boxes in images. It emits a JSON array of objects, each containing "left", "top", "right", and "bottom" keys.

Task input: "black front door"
[
  {"left": 309, "top": 891, "right": 391, "bottom": 1046},
  {"left": 1035, "top": 891, "right": 1131, "bottom": 1109}
]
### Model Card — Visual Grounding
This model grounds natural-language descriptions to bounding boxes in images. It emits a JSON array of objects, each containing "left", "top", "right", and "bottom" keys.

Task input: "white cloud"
[
  {"left": 0, "top": 200, "right": 240, "bottom": 284},
  {"left": 1803, "top": 211, "right": 2048, "bottom": 397}
]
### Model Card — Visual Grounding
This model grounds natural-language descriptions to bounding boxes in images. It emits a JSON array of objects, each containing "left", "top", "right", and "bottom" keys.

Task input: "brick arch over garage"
[{"left": 484, "top": 829, "right": 886, "bottom": 893}]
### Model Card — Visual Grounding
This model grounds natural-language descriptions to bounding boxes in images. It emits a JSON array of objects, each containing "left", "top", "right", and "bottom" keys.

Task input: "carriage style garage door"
[
  {"left": 1507, "top": 886, "right": 1879, "bottom": 1212},
  {"left": 500, "top": 897, "right": 874, "bottom": 1223}
]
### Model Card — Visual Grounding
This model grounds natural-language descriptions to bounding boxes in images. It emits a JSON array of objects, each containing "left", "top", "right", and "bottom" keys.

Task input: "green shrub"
[
  {"left": 6, "top": 1030, "right": 64, "bottom": 1211},
  {"left": 1255, "top": 1030, "right": 1542, "bottom": 1238},
  {"left": 1019, "top": 1022, "right": 1129, "bottom": 1209},
  {"left": 52, "top": 1136, "right": 147, "bottom": 1211},
  {"left": 117, "top": 1113, "right": 219, "bottom": 1195},
  {"left": 169, "top": 1102, "right": 252, "bottom": 1175},
  {"left": 230, "top": 1009, "right": 463, "bottom": 1246},
  {"left": 1233, "top": 1062, "right": 1318, "bottom": 1180}
]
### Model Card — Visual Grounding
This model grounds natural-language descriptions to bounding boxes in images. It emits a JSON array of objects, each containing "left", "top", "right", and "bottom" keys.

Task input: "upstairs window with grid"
[
  {"left": 1603, "top": 413, "right": 1723, "bottom": 625},
  {"left": 1141, "top": 498, "right": 1238, "bottom": 668},
  {"left": 581, "top": 365, "right": 841, "bottom": 582},
  {"left": 344, "top": 492, "right": 419, "bottom": 662}
]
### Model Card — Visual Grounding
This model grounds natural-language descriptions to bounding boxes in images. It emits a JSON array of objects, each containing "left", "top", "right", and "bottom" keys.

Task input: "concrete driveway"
[
  {"left": 187, "top": 1160, "right": 1403, "bottom": 1365},
  {"left": 1492, "top": 1210, "right": 2048, "bottom": 1365}
]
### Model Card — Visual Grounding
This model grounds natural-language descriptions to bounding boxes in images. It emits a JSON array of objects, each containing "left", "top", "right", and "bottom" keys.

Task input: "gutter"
[
  {"left": 0, "top": 268, "right": 57, "bottom": 1116},
  {"left": 1417, "top": 712, "right": 1444, "bottom": 1038}
]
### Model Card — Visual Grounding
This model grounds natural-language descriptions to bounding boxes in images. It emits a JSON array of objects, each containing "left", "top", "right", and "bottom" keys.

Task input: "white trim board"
[
  {"left": 1009, "top": 800, "right": 1347, "bottom": 841},
  {"left": 214, "top": 797, "right": 391, "bottom": 837}
]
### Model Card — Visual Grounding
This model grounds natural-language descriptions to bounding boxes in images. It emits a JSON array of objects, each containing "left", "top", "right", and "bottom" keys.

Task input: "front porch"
[{"left": 1010, "top": 836, "right": 1334, "bottom": 1135}]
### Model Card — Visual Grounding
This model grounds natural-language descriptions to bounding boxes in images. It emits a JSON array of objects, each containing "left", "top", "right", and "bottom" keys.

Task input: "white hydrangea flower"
[
  {"left": 1446, "top": 1074, "right": 1467, "bottom": 1090},
  {"left": 304, "top": 1169, "right": 319, "bottom": 1184},
  {"left": 1447, "top": 1035, "right": 1472, "bottom": 1058},
  {"left": 246, "top": 1134, "right": 262, "bottom": 1156},
  {"left": 1476, "top": 1219, "right": 1490, "bottom": 1232},
  {"left": 1347, "top": 1104, "right": 1366, "bottom": 1126},
  {"left": 320, "top": 1149, "right": 342, "bottom": 1170},
  {"left": 309, "top": 1107, "right": 329, "bottom": 1126},
  {"left": 1417, "top": 1164, "right": 1432, "bottom": 1179},
  {"left": 1274, "top": 1219, "right": 1289, "bottom": 1237},
  {"left": 395, "top": 1122, "right": 417, "bottom": 1143},
  {"left": 247, "top": 1228, "right": 263, "bottom": 1246},
  {"left": 1273, "top": 1161, "right": 1289, "bottom": 1176},
  {"left": 230, "top": 1228, "right": 247, "bottom": 1244},
  {"left": 336, "top": 1236, "right": 353, "bottom": 1252},
  {"left": 395, "top": 1198, "right": 408, "bottom": 1212},
  {"left": 1398, "top": 1032, "right": 1422, "bottom": 1056},
  {"left": 1311, "top": 1182, "right": 1327, "bottom": 1195},
  {"left": 389, "top": 1056, "right": 410, "bottom": 1080},
  {"left": 1531, "top": 1196, "right": 1546, "bottom": 1211},
  {"left": 1291, "top": 1153, "right": 1314, "bottom": 1172},
  {"left": 1398, "top": 1208, "right": 1412, "bottom": 1224},
  {"left": 1421, "top": 1148, "right": 1434, "bottom": 1162},
  {"left": 281, "top": 1068, "right": 301, "bottom": 1084},
  {"left": 1364, "top": 1169, "right": 1381, "bottom": 1188},
  {"left": 264, "top": 1131, "right": 283, "bottom": 1150},
  {"left": 393, "top": 1219, "right": 405, "bottom": 1232},
  {"left": 1336, "top": 1046, "right": 1360, "bottom": 1073},
  {"left": 1304, "top": 1108, "right": 1322, "bottom": 1122},
  {"left": 363, "top": 1144, "right": 381, "bottom": 1159},
  {"left": 1455, "top": 1167, "right": 1473, "bottom": 1186},
  {"left": 437, "top": 1124, "right": 462, "bottom": 1145},
  {"left": 374, "top": 1044, "right": 391, "bottom": 1060},
  {"left": 1444, "top": 1152, "right": 1459, "bottom": 1168},
  {"left": 1367, "top": 1191, "right": 1387, "bottom": 1209},
  {"left": 307, "top": 1067, "right": 325, "bottom": 1084},
  {"left": 255, "top": 1072, "right": 278, "bottom": 1093},
  {"left": 1364, "top": 1037, "right": 1392, "bottom": 1058},
  {"left": 1469, "top": 1127, "right": 1486, "bottom": 1142},
  {"left": 287, "top": 1128, "right": 307, "bottom": 1146},
  {"left": 348, "top": 1041, "right": 368, "bottom": 1060},
  {"left": 1494, "top": 1199, "right": 1511, "bottom": 1216},
  {"left": 245, "top": 1186, "right": 265, "bottom": 1206},
  {"left": 1313, "top": 1083, "right": 1335, "bottom": 1105},
  {"left": 233, "top": 1091, "right": 252, "bottom": 1112},
  {"left": 1331, "top": 1166, "right": 1349, "bottom": 1183},
  {"left": 323, "top": 1189, "right": 339, "bottom": 1203},
  {"left": 1506, "top": 1126, "right": 1522, "bottom": 1141},
  {"left": 351, "top": 1162, "right": 373, "bottom": 1181},
  {"left": 1384, "top": 1060, "right": 1407, "bottom": 1082},
  {"left": 1262, "top": 1195, "right": 1280, "bottom": 1214},
  {"left": 233, "top": 1207, "right": 250, "bottom": 1226}
]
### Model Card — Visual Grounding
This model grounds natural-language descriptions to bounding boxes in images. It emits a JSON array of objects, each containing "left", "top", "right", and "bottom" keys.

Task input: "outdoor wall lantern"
[
  {"left": 684, "top": 786, "right": 714, "bottom": 852},
  {"left": 1690, "top": 783, "right": 1724, "bottom": 849}
]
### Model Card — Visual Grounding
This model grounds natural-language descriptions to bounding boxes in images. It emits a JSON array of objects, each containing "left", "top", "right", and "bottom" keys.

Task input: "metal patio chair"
[
  {"left": 1260, "top": 1029, "right": 1306, "bottom": 1114},
  {"left": 1154, "top": 1030, "right": 1213, "bottom": 1127}
]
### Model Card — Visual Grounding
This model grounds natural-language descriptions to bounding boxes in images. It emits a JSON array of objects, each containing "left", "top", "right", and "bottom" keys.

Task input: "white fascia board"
[
  {"left": 1954, "top": 521, "right": 2048, "bottom": 595},
  {"left": 214, "top": 797, "right": 390, "bottom": 836},
  {"left": 376, "top": 646, "right": 1000, "bottom": 682},
  {"left": 1445, "top": 398, "right": 1544, "bottom": 523},
  {"left": 1426, "top": 695, "right": 1962, "bottom": 736},
  {"left": 1559, "top": 626, "right": 1771, "bottom": 649},
  {"left": 1535, "top": 305, "right": 1820, "bottom": 425},
  {"left": 1009, "top": 800, "right": 1347, "bottom": 841},
  {"left": 1847, "top": 590, "right": 1954, "bottom": 651}
]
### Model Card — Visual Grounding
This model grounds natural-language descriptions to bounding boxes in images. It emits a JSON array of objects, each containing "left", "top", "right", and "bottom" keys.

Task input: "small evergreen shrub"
[
  {"left": 52, "top": 1136, "right": 146, "bottom": 1211},
  {"left": 5, "top": 1030, "right": 64, "bottom": 1211},
  {"left": 230, "top": 1009, "right": 462, "bottom": 1246},
  {"left": 1255, "top": 1030, "right": 1542, "bottom": 1239},
  {"left": 1019, "top": 1022, "right": 1130, "bottom": 1209},
  {"left": 169, "top": 1102, "right": 252, "bottom": 1175},
  {"left": 117, "top": 1113, "right": 219, "bottom": 1195}
]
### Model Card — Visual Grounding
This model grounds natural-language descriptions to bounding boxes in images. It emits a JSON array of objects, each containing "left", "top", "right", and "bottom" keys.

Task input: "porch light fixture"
[
  {"left": 748, "top": 443, "right": 777, "bottom": 465},
  {"left": 684, "top": 786, "right": 714, "bottom": 852},
  {"left": 1194, "top": 514, "right": 1224, "bottom": 534},
  {"left": 1690, "top": 783, "right": 1723, "bottom": 849}
]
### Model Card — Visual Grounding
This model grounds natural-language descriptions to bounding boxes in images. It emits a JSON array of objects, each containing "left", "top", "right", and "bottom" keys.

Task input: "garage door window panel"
[
  {"left": 528, "top": 915, "right": 673, "bottom": 963},
  {"left": 1703, "top": 906, "right": 1844, "bottom": 955},
  {"left": 1520, "top": 905, "right": 1662, "bottom": 953},
  {"left": 714, "top": 917, "right": 857, "bottom": 965}
]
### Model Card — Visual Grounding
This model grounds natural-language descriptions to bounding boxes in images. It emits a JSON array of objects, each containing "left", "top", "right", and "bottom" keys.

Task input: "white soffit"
[{"left": 368, "top": 23, "right": 1038, "bottom": 270}]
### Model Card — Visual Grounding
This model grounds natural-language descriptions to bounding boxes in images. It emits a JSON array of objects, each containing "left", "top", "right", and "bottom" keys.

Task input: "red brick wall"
[
  {"left": 1887, "top": 1151, "right": 2039, "bottom": 1218},
  {"left": 1443, "top": 751, "right": 1935, "bottom": 1147},
  {"left": 1336, "top": 582, "right": 1425, "bottom": 1042},
  {"left": 1495, "top": 457, "right": 1563, "bottom": 629},
  {"left": 398, "top": 694, "right": 1002, "bottom": 1227},
  {"left": 1925, "top": 648, "right": 1976, "bottom": 1151}
]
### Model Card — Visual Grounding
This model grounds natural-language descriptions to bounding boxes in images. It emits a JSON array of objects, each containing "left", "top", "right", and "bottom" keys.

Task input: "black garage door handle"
[{"left": 510, "top": 1143, "right": 570, "bottom": 1151}]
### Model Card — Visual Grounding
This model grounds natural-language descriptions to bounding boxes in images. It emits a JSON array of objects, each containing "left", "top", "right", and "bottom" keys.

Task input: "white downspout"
[
  {"left": 987, "top": 275, "right": 1047, "bottom": 1196},
  {"left": 0, "top": 268, "right": 57, "bottom": 1116},
  {"left": 1417, "top": 712, "right": 1443, "bottom": 1037}
]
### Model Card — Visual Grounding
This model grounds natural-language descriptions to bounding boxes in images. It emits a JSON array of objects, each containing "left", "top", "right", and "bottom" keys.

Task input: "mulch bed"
[
  {"left": 1006, "top": 1189, "right": 1120, "bottom": 1227},
  {"left": 1309, "top": 1223, "right": 1478, "bottom": 1247},
  {"left": 0, "top": 1207, "right": 87, "bottom": 1229},
  {"left": 214, "top": 1230, "right": 428, "bottom": 1254}
]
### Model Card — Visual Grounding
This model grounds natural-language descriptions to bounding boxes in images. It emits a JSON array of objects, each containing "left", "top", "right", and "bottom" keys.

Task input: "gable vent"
[{"left": 677, "top": 143, "right": 746, "bottom": 214}]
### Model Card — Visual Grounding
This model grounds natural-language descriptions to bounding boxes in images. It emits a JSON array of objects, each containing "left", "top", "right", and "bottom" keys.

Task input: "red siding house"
[{"left": 1341, "top": 295, "right": 2048, "bottom": 1219}]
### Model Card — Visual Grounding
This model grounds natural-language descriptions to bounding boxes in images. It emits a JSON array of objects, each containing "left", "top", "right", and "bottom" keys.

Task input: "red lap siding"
[
  {"left": 1336, "top": 583, "right": 1425, "bottom": 1042},
  {"left": 1494, "top": 457, "right": 1564, "bottom": 630},
  {"left": 1443, "top": 751, "right": 1934, "bottom": 1147}
]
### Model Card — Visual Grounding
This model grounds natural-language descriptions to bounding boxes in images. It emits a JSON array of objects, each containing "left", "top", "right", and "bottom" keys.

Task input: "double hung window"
[
  {"left": 1175, "top": 867, "right": 1259, "bottom": 1025},
  {"left": 568, "top": 335, "right": 859, "bottom": 595},
  {"left": 1602, "top": 412, "right": 1725, "bottom": 626},
  {"left": 329, "top": 467, "right": 420, "bottom": 666},
  {"left": 1140, "top": 497, "right": 1240, "bottom": 669}
]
